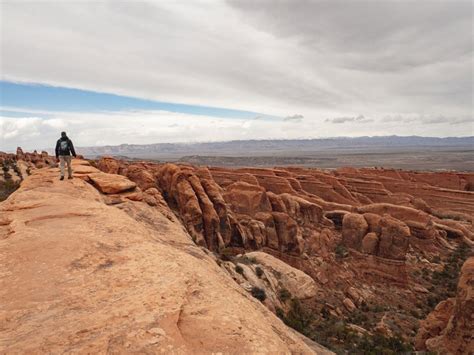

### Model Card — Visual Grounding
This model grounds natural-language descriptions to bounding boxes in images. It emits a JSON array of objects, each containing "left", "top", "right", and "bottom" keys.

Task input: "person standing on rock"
[{"left": 55, "top": 131, "right": 76, "bottom": 180}]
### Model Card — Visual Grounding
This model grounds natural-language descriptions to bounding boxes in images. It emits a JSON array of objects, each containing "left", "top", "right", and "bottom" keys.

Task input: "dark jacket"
[{"left": 55, "top": 137, "right": 76, "bottom": 158}]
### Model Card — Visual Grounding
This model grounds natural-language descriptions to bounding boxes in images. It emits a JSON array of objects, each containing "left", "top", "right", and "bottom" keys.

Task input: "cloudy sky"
[{"left": 1, "top": 0, "right": 472, "bottom": 151}]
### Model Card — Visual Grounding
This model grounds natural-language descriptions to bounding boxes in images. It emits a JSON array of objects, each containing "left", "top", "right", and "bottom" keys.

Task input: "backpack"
[{"left": 59, "top": 140, "right": 69, "bottom": 154}]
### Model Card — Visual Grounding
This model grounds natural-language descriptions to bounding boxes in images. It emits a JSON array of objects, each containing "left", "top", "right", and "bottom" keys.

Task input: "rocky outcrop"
[
  {"left": 149, "top": 163, "right": 318, "bottom": 255},
  {"left": 416, "top": 257, "right": 474, "bottom": 354},
  {"left": 2, "top": 151, "right": 474, "bottom": 353},
  {"left": 341, "top": 213, "right": 410, "bottom": 260},
  {"left": 377, "top": 216, "right": 410, "bottom": 260},
  {"left": 342, "top": 213, "right": 368, "bottom": 250},
  {"left": 222, "top": 251, "right": 319, "bottom": 313},
  {"left": 415, "top": 299, "right": 455, "bottom": 351},
  {"left": 1, "top": 148, "right": 56, "bottom": 169},
  {"left": 89, "top": 157, "right": 473, "bottom": 267},
  {"left": 0, "top": 161, "right": 330, "bottom": 354},
  {"left": 245, "top": 251, "right": 319, "bottom": 300},
  {"left": 88, "top": 172, "right": 137, "bottom": 194}
]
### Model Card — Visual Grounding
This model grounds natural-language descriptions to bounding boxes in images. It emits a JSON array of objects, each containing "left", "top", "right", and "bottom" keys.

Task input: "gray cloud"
[
  {"left": 228, "top": 1, "right": 472, "bottom": 72},
  {"left": 326, "top": 115, "right": 373, "bottom": 124},
  {"left": 382, "top": 114, "right": 473, "bottom": 126},
  {"left": 284, "top": 114, "right": 304, "bottom": 122},
  {"left": 0, "top": 0, "right": 472, "bottom": 141},
  {"left": 228, "top": 0, "right": 473, "bottom": 121}
]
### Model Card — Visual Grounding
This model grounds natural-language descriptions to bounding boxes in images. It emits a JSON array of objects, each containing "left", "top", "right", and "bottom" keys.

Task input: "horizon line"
[{"left": 2, "top": 135, "right": 473, "bottom": 154}]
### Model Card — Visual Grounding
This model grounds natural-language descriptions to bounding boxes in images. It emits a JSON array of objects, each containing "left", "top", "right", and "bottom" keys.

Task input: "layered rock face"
[
  {"left": 92, "top": 157, "right": 473, "bottom": 351},
  {"left": 96, "top": 158, "right": 473, "bottom": 261},
  {"left": 2, "top": 152, "right": 473, "bottom": 353},
  {"left": 0, "top": 160, "right": 330, "bottom": 354}
]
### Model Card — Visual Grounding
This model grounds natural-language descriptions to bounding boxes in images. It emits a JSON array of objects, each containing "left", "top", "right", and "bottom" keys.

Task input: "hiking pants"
[{"left": 59, "top": 155, "right": 72, "bottom": 178}]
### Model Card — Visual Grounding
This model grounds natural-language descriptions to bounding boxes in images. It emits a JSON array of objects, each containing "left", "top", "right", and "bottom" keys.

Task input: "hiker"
[{"left": 55, "top": 131, "right": 77, "bottom": 180}]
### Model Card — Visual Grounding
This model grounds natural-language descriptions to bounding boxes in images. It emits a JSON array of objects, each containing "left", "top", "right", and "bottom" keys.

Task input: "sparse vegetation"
[
  {"left": 12, "top": 163, "right": 22, "bottom": 180},
  {"left": 320, "top": 306, "right": 330, "bottom": 319},
  {"left": 250, "top": 286, "right": 266, "bottom": 302},
  {"left": 335, "top": 243, "right": 349, "bottom": 259},
  {"left": 275, "top": 307, "right": 285, "bottom": 319},
  {"left": 235, "top": 264, "right": 244, "bottom": 275},
  {"left": 347, "top": 309, "right": 370, "bottom": 328},
  {"left": 0, "top": 179, "right": 20, "bottom": 201},
  {"left": 278, "top": 288, "right": 291, "bottom": 302},
  {"left": 431, "top": 242, "right": 469, "bottom": 293},
  {"left": 420, "top": 242, "right": 471, "bottom": 317},
  {"left": 2, "top": 163, "right": 11, "bottom": 180},
  {"left": 1, "top": 161, "right": 21, "bottom": 201},
  {"left": 219, "top": 247, "right": 234, "bottom": 261},
  {"left": 354, "top": 332, "right": 413, "bottom": 355},
  {"left": 278, "top": 298, "right": 313, "bottom": 336},
  {"left": 277, "top": 299, "right": 413, "bottom": 354},
  {"left": 255, "top": 266, "right": 263, "bottom": 278},
  {"left": 244, "top": 256, "right": 257, "bottom": 264}
]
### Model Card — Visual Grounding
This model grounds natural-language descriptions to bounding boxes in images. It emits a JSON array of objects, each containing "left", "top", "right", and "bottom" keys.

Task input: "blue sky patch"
[{"left": 0, "top": 80, "right": 273, "bottom": 120}]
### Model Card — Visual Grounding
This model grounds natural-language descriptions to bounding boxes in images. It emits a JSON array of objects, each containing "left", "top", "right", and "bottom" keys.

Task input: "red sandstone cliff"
[
  {"left": 0, "top": 159, "right": 331, "bottom": 354},
  {"left": 1, "top": 149, "right": 473, "bottom": 353}
]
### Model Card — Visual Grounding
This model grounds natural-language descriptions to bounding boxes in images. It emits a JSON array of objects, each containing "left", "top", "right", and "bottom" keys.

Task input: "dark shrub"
[
  {"left": 245, "top": 256, "right": 257, "bottom": 264},
  {"left": 276, "top": 307, "right": 285, "bottom": 319},
  {"left": 348, "top": 310, "right": 369, "bottom": 327},
  {"left": 0, "top": 179, "right": 20, "bottom": 201},
  {"left": 281, "top": 299, "right": 313, "bottom": 336},
  {"left": 335, "top": 243, "right": 348, "bottom": 259},
  {"left": 320, "top": 306, "right": 330, "bottom": 319},
  {"left": 251, "top": 286, "right": 266, "bottom": 302},
  {"left": 255, "top": 266, "right": 263, "bottom": 278},
  {"left": 2, "top": 164, "right": 9, "bottom": 176},
  {"left": 279, "top": 288, "right": 291, "bottom": 302},
  {"left": 235, "top": 264, "right": 244, "bottom": 275},
  {"left": 219, "top": 247, "right": 234, "bottom": 261}
]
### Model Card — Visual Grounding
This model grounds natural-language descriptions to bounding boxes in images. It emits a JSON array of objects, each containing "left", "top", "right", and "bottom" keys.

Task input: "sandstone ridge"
[
  {"left": 2, "top": 150, "right": 473, "bottom": 353},
  {"left": 0, "top": 160, "right": 331, "bottom": 354}
]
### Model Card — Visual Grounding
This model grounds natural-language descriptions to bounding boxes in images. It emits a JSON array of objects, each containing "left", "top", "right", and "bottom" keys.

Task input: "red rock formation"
[
  {"left": 342, "top": 213, "right": 368, "bottom": 250},
  {"left": 0, "top": 148, "right": 55, "bottom": 169},
  {"left": 1, "top": 160, "right": 328, "bottom": 354},
  {"left": 416, "top": 257, "right": 474, "bottom": 354},
  {"left": 4, "top": 152, "right": 474, "bottom": 352},
  {"left": 87, "top": 157, "right": 474, "bottom": 264}
]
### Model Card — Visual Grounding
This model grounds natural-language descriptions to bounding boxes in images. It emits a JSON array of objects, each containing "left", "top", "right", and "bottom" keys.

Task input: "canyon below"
[{"left": 1, "top": 148, "right": 473, "bottom": 354}]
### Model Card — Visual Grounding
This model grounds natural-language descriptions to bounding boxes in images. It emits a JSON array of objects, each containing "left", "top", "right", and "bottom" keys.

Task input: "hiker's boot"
[
  {"left": 68, "top": 176, "right": 73, "bottom": 180},
  {"left": 60, "top": 176, "right": 64, "bottom": 181}
]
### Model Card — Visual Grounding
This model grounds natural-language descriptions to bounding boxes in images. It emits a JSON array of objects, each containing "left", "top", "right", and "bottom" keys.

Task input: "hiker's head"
[{"left": 61, "top": 131, "right": 67, "bottom": 138}]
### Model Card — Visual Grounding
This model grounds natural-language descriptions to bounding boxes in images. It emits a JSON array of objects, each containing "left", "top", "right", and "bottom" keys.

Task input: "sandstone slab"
[
  {"left": 245, "top": 251, "right": 319, "bottom": 299},
  {"left": 88, "top": 172, "right": 137, "bottom": 194}
]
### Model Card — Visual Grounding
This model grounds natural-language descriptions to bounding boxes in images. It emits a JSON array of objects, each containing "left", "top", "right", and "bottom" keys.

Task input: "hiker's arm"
[
  {"left": 55, "top": 140, "right": 60, "bottom": 158},
  {"left": 69, "top": 140, "right": 77, "bottom": 157}
]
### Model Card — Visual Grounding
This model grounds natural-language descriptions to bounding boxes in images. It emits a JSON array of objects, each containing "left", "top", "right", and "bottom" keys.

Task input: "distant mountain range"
[{"left": 78, "top": 136, "right": 474, "bottom": 159}]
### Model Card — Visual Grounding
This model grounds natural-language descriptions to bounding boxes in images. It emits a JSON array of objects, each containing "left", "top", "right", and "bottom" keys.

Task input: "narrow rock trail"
[{"left": 0, "top": 161, "right": 331, "bottom": 354}]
